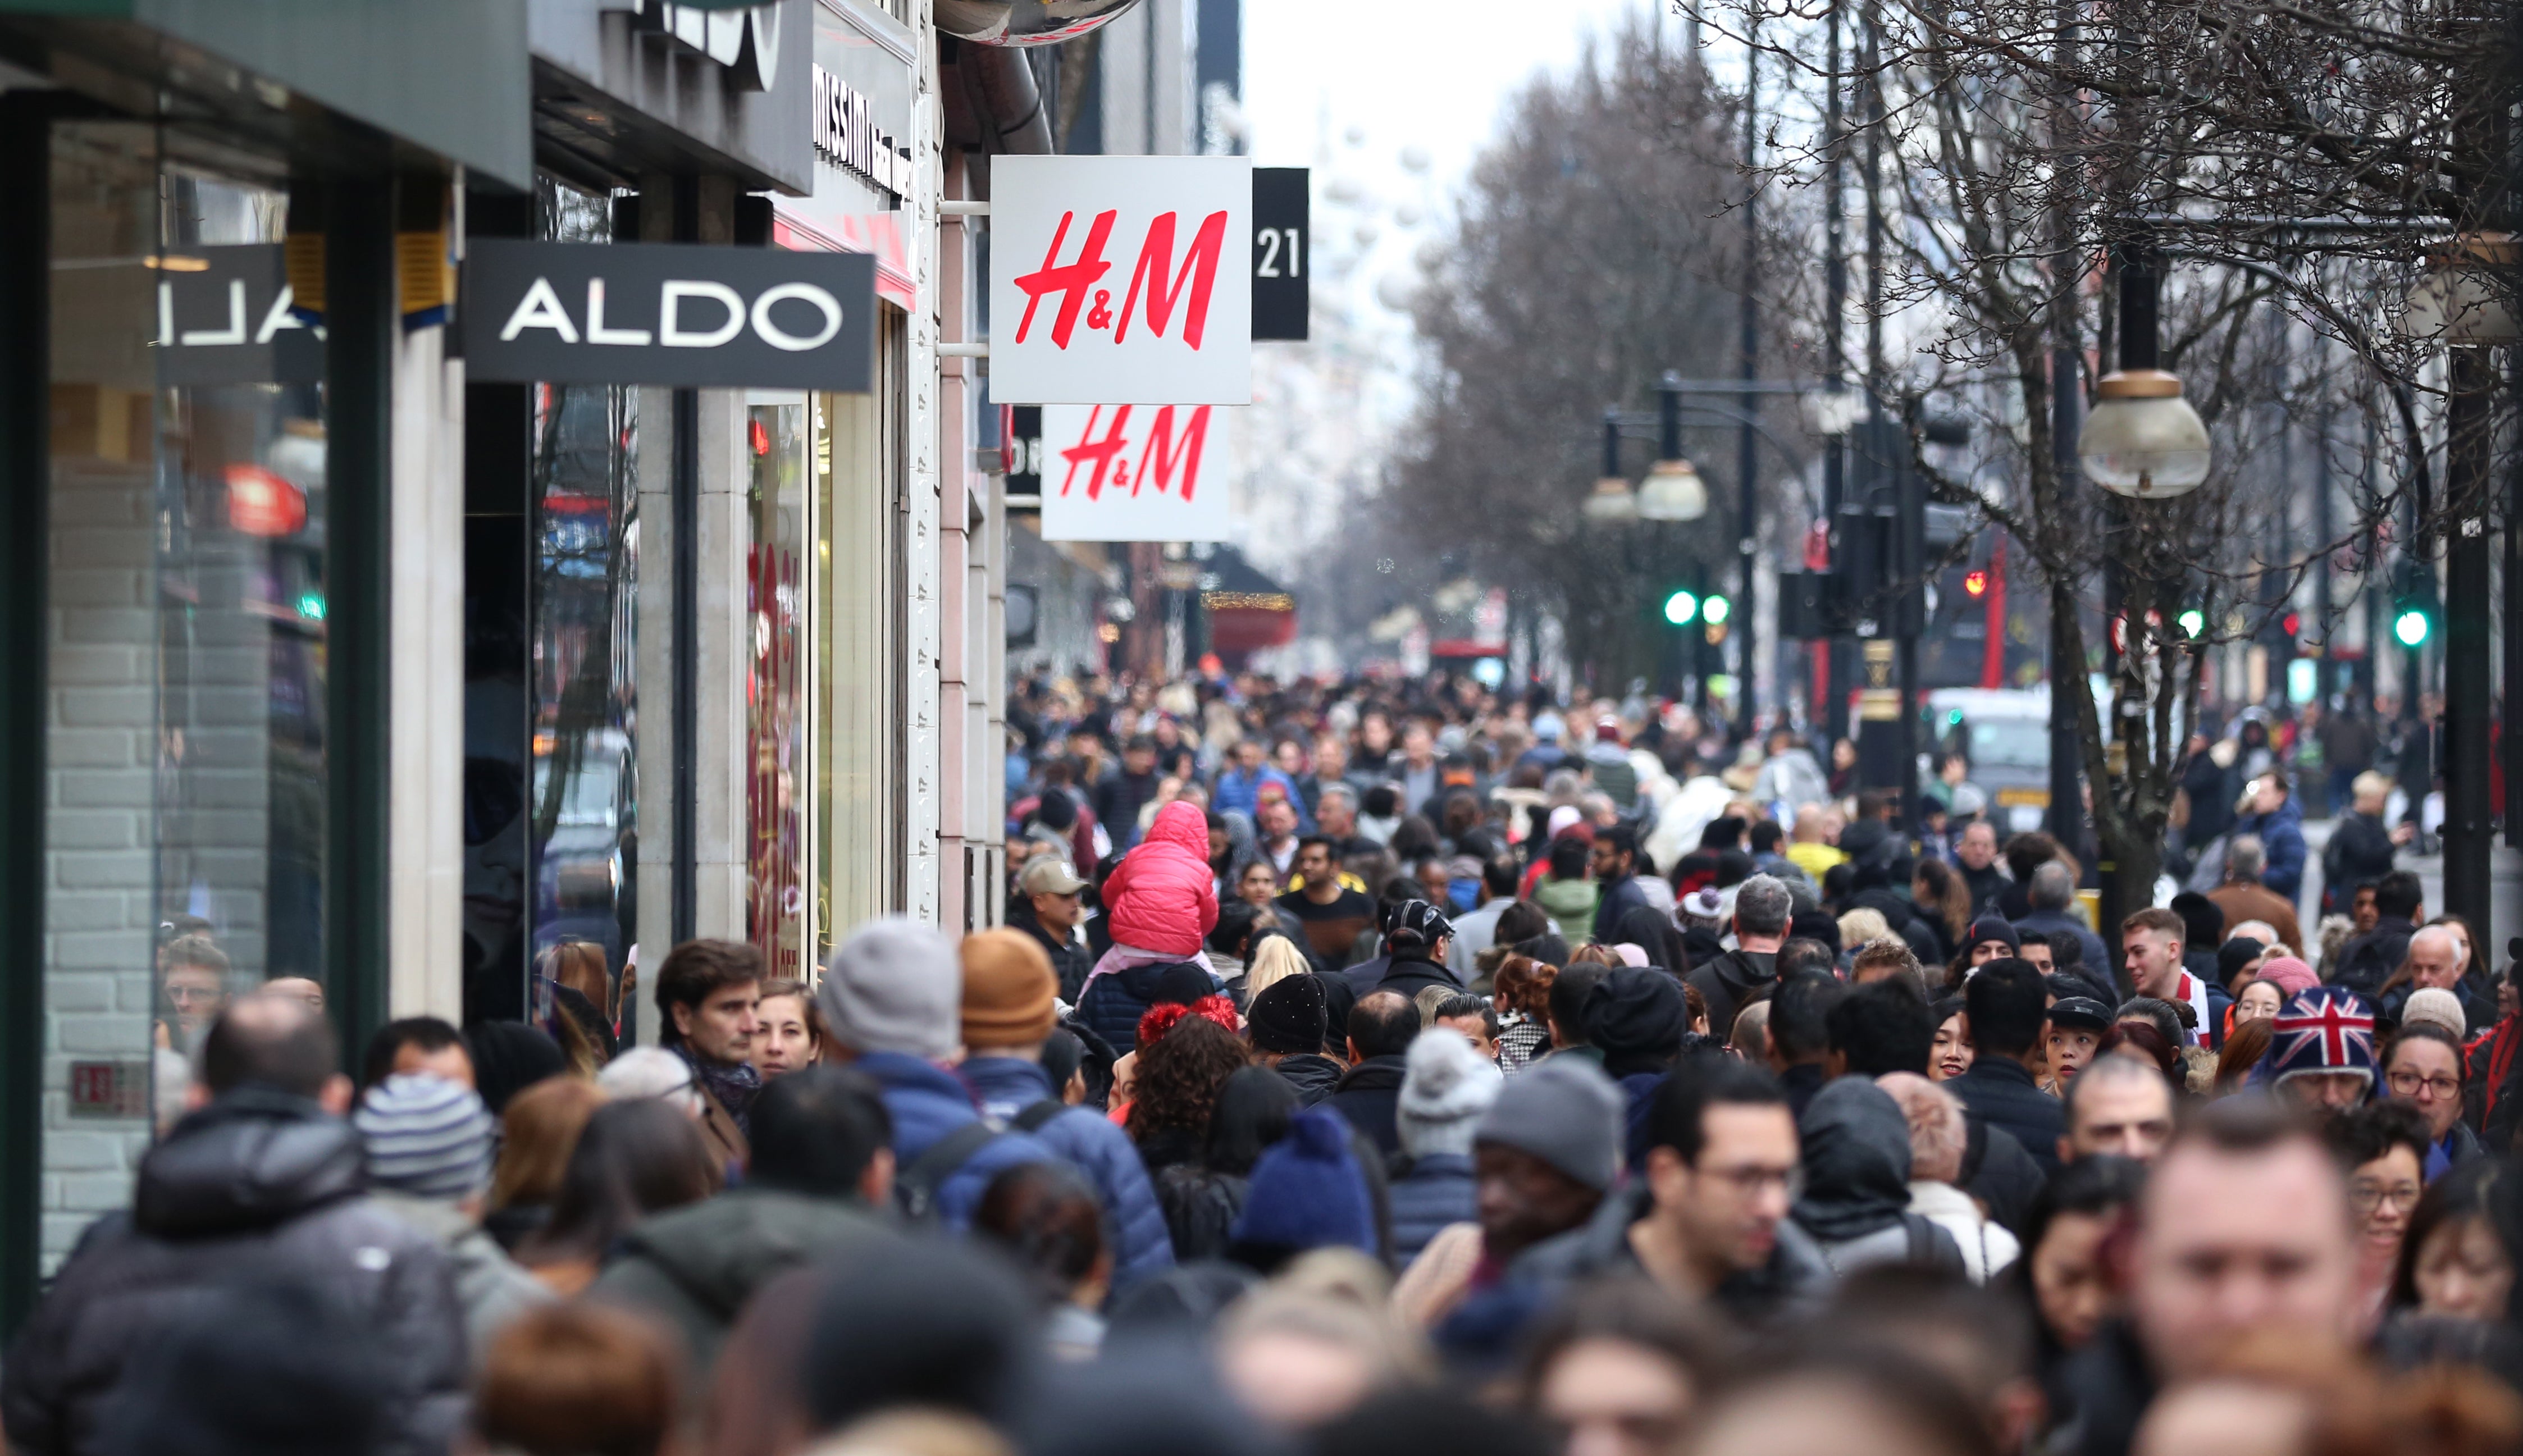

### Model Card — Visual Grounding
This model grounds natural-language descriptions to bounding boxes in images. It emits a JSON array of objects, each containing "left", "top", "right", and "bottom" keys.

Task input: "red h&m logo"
[
  {"left": 1057, "top": 405, "right": 1214, "bottom": 501},
  {"left": 1014, "top": 211, "right": 1229, "bottom": 353}
]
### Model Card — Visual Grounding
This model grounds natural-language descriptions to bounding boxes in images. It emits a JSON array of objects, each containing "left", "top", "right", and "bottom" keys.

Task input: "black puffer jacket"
[{"left": 2, "top": 1087, "right": 467, "bottom": 1456}]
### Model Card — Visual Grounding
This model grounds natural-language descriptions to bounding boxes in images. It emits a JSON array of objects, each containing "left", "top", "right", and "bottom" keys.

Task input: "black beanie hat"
[
  {"left": 1582, "top": 966, "right": 1689, "bottom": 1063},
  {"left": 1149, "top": 961, "right": 1217, "bottom": 1007},
  {"left": 1248, "top": 973, "right": 1329, "bottom": 1055}
]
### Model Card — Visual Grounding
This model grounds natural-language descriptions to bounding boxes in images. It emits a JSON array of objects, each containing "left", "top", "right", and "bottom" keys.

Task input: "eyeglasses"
[
  {"left": 2349, "top": 1180, "right": 2424, "bottom": 1214},
  {"left": 2388, "top": 1070, "right": 2462, "bottom": 1099},
  {"left": 1700, "top": 1163, "right": 1804, "bottom": 1201}
]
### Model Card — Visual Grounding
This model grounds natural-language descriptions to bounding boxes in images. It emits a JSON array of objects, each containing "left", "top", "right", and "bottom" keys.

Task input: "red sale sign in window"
[
  {"left": 1038, "top": 402, "right": 1235, "bottom": 542},
  {"left": 989, "top": 156, "right": 1252, "bottom": 405}
]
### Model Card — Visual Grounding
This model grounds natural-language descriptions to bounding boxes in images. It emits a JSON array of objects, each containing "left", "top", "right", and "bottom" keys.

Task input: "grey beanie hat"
[
  {"left": 353, "top": 1073, "right": 494, "bottom": 1202},
  {"left": 1475, "top": 1054, "right": 1625, "bottom": 1191},
  {"left": 819, "top": 916, "right": 962, "bottom": 1060},
  {"left": 1397, "top": 1028, "right": 1504, "bottom": 1160}
]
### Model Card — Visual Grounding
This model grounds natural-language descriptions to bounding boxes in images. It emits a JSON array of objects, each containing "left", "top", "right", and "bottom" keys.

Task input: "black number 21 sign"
[{"left": 1252, "top": 167, "right": 1309, "bottom": 341}]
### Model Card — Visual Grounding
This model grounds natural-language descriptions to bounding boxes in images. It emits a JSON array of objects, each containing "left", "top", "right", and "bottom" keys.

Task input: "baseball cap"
[
  {"left": 1019, "top": 856, "right": 1089, "bottom": 896},
  {"left": 2047, "top": 997, "right": 2113, "bottom": 1034}
]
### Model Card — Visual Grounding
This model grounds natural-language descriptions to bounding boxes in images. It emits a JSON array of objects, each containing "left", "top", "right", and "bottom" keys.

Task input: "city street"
[{"left": 0, "top": 3, "right": 2517, "bottom": 1456}]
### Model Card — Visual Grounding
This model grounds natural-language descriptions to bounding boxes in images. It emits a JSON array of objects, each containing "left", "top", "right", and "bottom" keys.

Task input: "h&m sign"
[{"left": 459, "top": 240, "right": 874, "bottom": 390}]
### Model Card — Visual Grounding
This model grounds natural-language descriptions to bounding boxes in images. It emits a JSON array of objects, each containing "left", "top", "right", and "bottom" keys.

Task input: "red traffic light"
[
  {"left": 1963, "top": 569, "right": 1988, "bottom": 598},
  {"left": 2281, "top": 610, "right": 2301, "bottom": 638}
]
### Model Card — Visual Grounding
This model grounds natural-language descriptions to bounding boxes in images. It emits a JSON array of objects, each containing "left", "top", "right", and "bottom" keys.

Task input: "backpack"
[{"left": 891, "top": 1101, "right": 1067, "bottom": 1223}]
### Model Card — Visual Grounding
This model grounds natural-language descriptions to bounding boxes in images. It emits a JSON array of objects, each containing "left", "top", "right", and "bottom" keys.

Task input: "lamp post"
[{"left": 2077, "top": 244, "right": 2211, "bottom": 499}]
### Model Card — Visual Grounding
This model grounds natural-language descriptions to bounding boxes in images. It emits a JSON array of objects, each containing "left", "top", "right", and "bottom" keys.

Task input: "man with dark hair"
[
  {"left": 1545, "top": 963, "right": 1611, "bottom": 1065},
  {"left": 1690, "top": 873, "right": 1791, "bottom": 1043},
  {"left": 1827, "top": 979, "right": 1936, "bottom": 1078},
  {"left": 1773, "top": 936, "right": 1837, "bottom": 982},
  {"left": 1589, "top": 824, "right": 1652, "bottom": 932},
  {"left": 653, "top": 938, "right": 765, "bottom": 1163},
  {"left": 2334, "top": 869, "right": 2424, "bottom": 996},
  {"left": 361, "top": 1016, "right": 473, "bottom": 1092},
  {"left": 1093, "top": 735, "right": 1164, "bottom": 852},
  {"left": 1326, "top": 991, "right": 1421, "bottom": 1155},
  {"left": 591, "top": 1065, "right": 904, "bottom": 1376},
  {"left": 1948, "top": 958, "right": 2068, "bottom": 1174},
  {"left": 2016, "top": 930, "right": 2056, "bottom": 976},
  {"left": 2060, "top": 1099, "right": 2358, "bottom": 1456},
  {"left": 1765, "top": 972, "right": 1842, "bottom": 1117},
  {"left": 1514, "top": 1057, "right": 1827, "bottom": 1323},
  {"left": 1837, "top": 788, "right": 1897, "bottom": 867},
  {"left": 4, "top": 997, "right": 466, "bottom": 1456},
  {"left": 1447, "top": 856, "right": 1526, "bottom": 975},
  {"left": 1275, "top": 836, "right": 1379, "bottom": 964}
]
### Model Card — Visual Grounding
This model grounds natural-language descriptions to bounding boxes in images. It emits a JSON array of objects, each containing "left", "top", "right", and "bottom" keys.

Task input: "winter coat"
[
  {"left": 850, "top": 1051, "right": 1065, "bottom": 1230},
  {"left": 1509, "top": 1182, "right": 1832, "bottom": 1328},
  {"left": 1790, "top": 1079, "right": 1964, "bottom": 1277},
  {"left": 1076, "top": 960, "right": 1200, "bottom": 1054},
  {"left": 1324, "top": 1056, "right": 1409, "bottom": 1157},
  {"left": 1099, "top": 801, "right": 1220, "bottom": 956},
  {"left": 1271, "top": 1053, "right": 1345, "bottom": 1107},
  {"left": 1947, "top": 1057, "right": 2068, "bottom": 1175},
  {"left": 1372, "top": 948, "right": 1464, "bottom": 1004},
  {"left": 1150, "top": 1165, "right": 1250, "bottom": 1263},
  {"left": 1688, "top": 949, "right": 1776, "bottom": 1043},
  {"left": 1594, "top": 874, "right": 1654, "bottom": 935},
  {"left": 1386, "top": 1152, "right": 1477, "bottom": 1265},
  {"left": 2229, "top": 796, "right": 2308, "bottom": 902},
  {"left": 1534, "top": 877, "right": 1601, "bottom": 942},
  {"left": 1, "top": 1087, "right": 468, "bottom": 1456},
  {"left": 960, "top": 1056, "right": 1175, "bottom": 1287},
  {"left": 2323, "top": 813, "right": 2401, "bottom": 907},
  {"left": 369, "top": 1192, "right": 553, "bottom": 1362},
  {"left": 589, "top": 1188, "right": 898, "bottom": 1377}
]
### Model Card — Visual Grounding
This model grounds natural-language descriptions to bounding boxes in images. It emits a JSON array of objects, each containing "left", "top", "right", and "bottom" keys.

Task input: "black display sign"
[
  {"left": 1252, "top": 167, "right": 1310, "bottom": 342},
  {"left": 460, "top": 240, "right": 875, "bottom": 390},
  {"left": 154, "top": 245, "right": 325, "bottom": 387}
]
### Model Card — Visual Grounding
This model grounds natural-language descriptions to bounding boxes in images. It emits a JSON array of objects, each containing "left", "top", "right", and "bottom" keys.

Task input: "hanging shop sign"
[
  {"left": 1251, "top": 167, "right": 1309, "bottom": 342},
  {"left": 988, "top": 155, "right": 1252, "bottom": 405},
  {"left": 460, "top": 240, "right": 875, "bottom": 390},
  {"left": 812, "top": 62, "right": 909, "bottom": 200},
  {"left": 1038, "top": 402, "right": 1234, "bottom": 542},
  {"left": 608, "top": 0, "right": 787, "bottom": 91},
  {"left": 152, "top": 245, "right": 325, "bottom": 387}
]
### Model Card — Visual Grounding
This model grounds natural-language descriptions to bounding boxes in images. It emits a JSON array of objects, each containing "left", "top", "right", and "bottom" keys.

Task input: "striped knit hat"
[{"left": 354, "top": 1073, "right": 494, "bottom": 1201}]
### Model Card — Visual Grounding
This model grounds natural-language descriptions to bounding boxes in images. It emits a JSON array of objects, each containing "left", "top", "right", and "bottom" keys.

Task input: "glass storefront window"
[
  {"left": 44, "top": 122, "right": 326, "bottom": 1266},
  {"left": 747, "top": 396, "right": 807, "bottom": 978}
]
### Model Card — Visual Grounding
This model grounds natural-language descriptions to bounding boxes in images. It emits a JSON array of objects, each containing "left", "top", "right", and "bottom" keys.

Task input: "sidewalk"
[{"left": 2300, "top": 818, "right": 2521, "bottom": 964}]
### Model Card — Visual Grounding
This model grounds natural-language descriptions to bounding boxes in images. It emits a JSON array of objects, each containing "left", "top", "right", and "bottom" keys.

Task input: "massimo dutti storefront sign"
[{"left": 459, "top": 240, "right": 876, "bottom": 390}]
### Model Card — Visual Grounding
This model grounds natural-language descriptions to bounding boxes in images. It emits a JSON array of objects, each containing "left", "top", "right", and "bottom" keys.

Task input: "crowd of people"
[{"left": 5, "top": 670, "right": 2516, "bottom": 1456}]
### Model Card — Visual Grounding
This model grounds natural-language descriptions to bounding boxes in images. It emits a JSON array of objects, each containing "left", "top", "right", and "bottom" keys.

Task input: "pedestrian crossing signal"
[{"left": 1662, "top": 589, "right": 1699, "bottom": 626}]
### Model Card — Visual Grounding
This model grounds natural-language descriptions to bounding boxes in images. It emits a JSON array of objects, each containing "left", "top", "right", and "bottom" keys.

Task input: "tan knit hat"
[{"left": 960, "top": 929, "right": 1059, "bottom": 1046}]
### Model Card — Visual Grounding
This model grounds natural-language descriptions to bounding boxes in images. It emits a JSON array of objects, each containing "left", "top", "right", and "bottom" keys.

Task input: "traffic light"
[
  {"left": 1963, "top": 568, "right": 1988, "bottom": 599},
  {"left": 2177, "top": 605, "right": 2207, "bottom": 641},
  {"left": 2392, "top": 558, "right": 2438, "bottom": 649},
  {"left": 1662, "top": 588, "right": 1700, "bottom": 626},
  {"left": 1701, "top": 593, "right": 1731, "bottom": 627}
]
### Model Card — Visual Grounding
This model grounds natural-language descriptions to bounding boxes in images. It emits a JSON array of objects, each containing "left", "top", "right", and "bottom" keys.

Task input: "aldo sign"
[{"left": 460, "top": 240, "right": 874, "bottom": 391}]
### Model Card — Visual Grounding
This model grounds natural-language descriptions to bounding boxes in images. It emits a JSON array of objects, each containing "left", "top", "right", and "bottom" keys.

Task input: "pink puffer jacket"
[{"left": 1099, "top": 800, "right": 1220, "bottom": 956}]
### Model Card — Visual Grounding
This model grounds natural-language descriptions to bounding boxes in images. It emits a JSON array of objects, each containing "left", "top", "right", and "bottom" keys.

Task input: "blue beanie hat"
[{"left": 1227, "top": 1107, "right": 1376, "bottom": 1254}]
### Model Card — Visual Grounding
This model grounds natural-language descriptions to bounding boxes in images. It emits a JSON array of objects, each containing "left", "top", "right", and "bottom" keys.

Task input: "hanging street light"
[
  {"left": 2402, "top": 233, "right": 2521, "bottom": 347},
  {"left": 1636, "top": 457, "right": 1709, "bottom": 522},
  {"left": 1584, "top": 408, "right": 1640, "bottom": 523},
  {"left": 2079, "top": 244, "right": 2211, "bottom": 499}
]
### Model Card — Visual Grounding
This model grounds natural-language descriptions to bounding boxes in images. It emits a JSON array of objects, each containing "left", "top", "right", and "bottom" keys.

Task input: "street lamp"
[
  {"left": 1637, "top": 377, "right": 1709, "bottom": 522},
  {"left": 1584, "top": 409, "right": 1641, "bottom": 523},
  {"left": 2402, "top": 232, "right": 2521, "bottom": 346},
  {"left": 2078, "top": 245, "right": 2211, "bottom": 499}
]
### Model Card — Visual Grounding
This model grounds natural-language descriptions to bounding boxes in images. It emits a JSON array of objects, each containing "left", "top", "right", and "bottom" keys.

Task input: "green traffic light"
[
  {"left": 1702, "top": 595, "right": 1731, "bottom": 626},
  {"left": 2177, "top": 608, "right": 2206, "bottom": 640},
  {"left": 1663, "top": 590, "right": 1699, "bottom": 626},
  {"left": 2393, "top": 608, "right": 2431, "bottom": 647},
  {"left": 296, "top": 591, "right": 326, "bottom": 622}
]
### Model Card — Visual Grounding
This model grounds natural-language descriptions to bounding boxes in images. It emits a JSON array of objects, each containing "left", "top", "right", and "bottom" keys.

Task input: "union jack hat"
[{"left": 2259, "top": 987, "right": 2378, "bottom": 1091}]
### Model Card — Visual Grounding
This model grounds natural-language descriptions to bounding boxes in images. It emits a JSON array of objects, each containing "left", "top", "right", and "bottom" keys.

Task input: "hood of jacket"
[
  {"left": 1535, "top": 878, "right": 1599, "bottom": 917},
  {"left": 959, "top": 1055, "right": 1057, "bottom": 1122},
  {"left": 1704, "top": 948, "right": 1774, "bottom": 997},
  {"left": 616, "top": 1187, "right": 889, "bottom": 1322},
  {"left": 134, "top": 1084, "right": 366, "bottom": 1240},
  {"left": 1790, "top": 1078, "right": 1914, "bottom": 1243},
  {"left": 1143, "top": 799, "right": 1211, "bottom": 861}
]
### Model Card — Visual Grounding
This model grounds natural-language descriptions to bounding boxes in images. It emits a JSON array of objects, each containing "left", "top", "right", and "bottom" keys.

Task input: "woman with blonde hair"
[{"left": 1242, "top": 933, "right": 1312, "bottom": 1006}]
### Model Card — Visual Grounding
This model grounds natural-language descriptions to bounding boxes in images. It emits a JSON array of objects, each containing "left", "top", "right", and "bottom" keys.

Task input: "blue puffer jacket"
[
  {"left": 2231, "top": 795, "right": 2307, "bottom": 902},
  {"left": 851, "top": 1051, "right": 1064, "bottom": 1230},
  {"left": 960, "top": 1056, "right": 1176, "bottom": 1288},
  {"left": 1078, "top": 961, "right": 1201, "bottom": 1053},
  {"left": 1386, "top": 1152, "right": 1476, "bottom": 1266}
]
